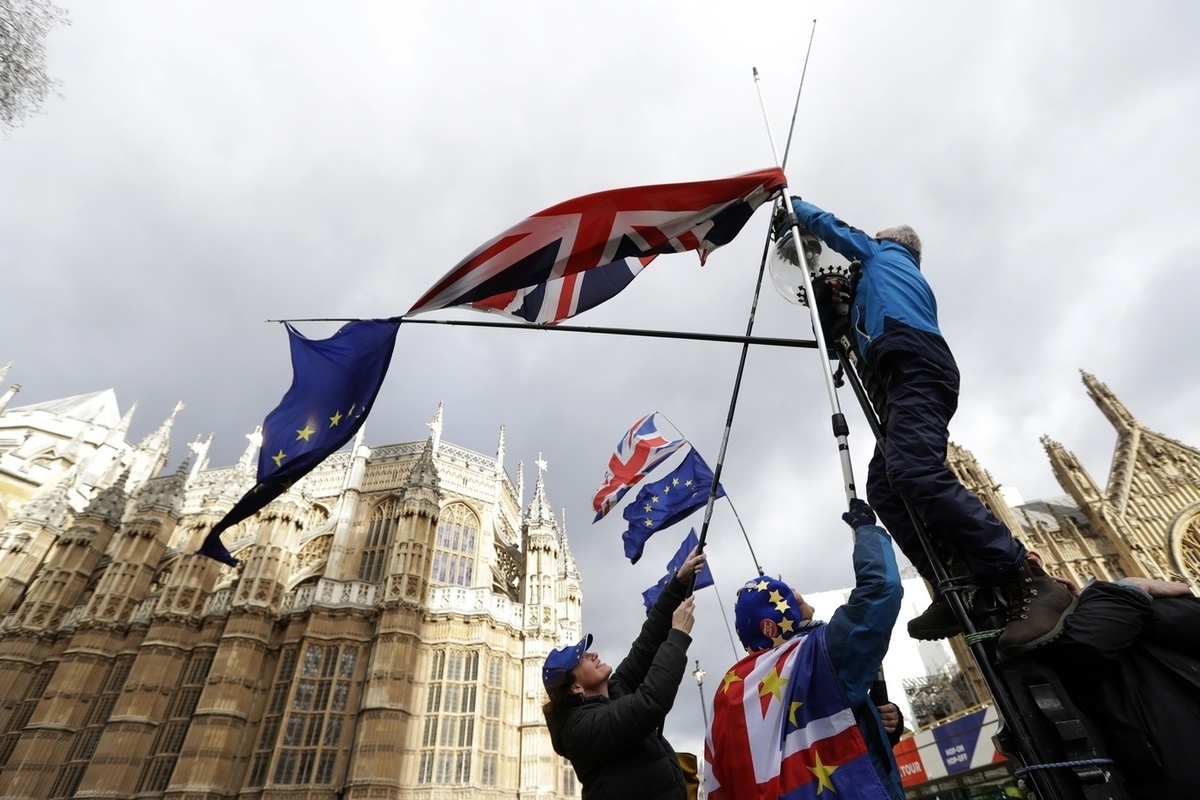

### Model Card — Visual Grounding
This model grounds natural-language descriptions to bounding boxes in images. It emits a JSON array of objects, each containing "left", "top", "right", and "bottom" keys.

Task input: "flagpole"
[
  {"left": 267, "top": 316, "right": 820, "bottom": 351},
  {"left": 691, "top": 25, "right": 820, "bottom": 575},
  {"left": 753, "top": 70, "right": 858, "bottom": 506}
]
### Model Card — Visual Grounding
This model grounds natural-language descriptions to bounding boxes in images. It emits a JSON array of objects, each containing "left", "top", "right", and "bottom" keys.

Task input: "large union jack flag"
[
  {"left": 592, "top": 412, "right": 686, "bottom": 522},
  {"left": 705, "top": 627, "right": 894, "bottom": 800},
  {"left": 407, "top": 167, "right": 787, "bottom": 324}
]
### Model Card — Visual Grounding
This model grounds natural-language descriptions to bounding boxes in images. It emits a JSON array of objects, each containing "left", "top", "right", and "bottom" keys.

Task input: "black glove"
[{"left": 842, "top": 497, "right": 876, "bottom": 530}]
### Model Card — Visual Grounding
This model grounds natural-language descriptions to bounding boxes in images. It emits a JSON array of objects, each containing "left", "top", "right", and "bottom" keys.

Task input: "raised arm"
[
  {"left": 613, "top": 548, "right": 703, "bottom": 691},
  {"left": 560, "top": 627, "right": 692, "bottom": 763},
  {"left": 823, "top": 500, "right": 903, "bottom": 705},
  {"left": 790, "top": 198, "right": 882, "bottom": 264}
]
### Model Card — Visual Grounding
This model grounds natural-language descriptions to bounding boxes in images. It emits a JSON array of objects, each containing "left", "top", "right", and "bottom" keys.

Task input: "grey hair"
[{"left": 875, "top": 225, "right": 922, "bottom": 263}]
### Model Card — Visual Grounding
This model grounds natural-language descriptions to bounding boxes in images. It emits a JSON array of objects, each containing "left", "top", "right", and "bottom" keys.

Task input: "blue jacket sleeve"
[
  {"left": 790, "top": 198, "right": 882, "bottom": 264},
  {"left": 823, "top": 524, "right": 903, "bottom": 705}
]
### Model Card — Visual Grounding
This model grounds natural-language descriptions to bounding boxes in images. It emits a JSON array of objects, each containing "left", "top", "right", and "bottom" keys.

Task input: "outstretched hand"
[
  {"left": 842, "top": 498, "right": 876, "bottom": 531},
  {"left": 676, "top": 547, "right": 707, "bottom": 582},
  {"left": 672, "top": 596, "right": 696, "bottom": 634}
]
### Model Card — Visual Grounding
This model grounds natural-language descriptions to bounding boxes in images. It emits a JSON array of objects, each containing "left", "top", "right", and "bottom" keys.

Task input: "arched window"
[
  {"left": 430, "top": 504, "right": 479, "bottom": 588},
  {"left": 358, "top": 498, "right": 402, "bottom": 583}
]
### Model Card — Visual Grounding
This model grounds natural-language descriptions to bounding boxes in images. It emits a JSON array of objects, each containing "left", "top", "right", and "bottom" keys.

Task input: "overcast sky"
[{"left": 4, "top": 0, "right": 1200, "bottom": 759}]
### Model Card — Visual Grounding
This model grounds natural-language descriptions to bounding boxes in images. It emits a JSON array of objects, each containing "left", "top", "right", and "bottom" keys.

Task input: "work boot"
[
  {"left": 907, "top": 594, "right": 963, "bottom": 640},
  {"left": 996, "top": 559, "right": 1078, "bottom": 656}
]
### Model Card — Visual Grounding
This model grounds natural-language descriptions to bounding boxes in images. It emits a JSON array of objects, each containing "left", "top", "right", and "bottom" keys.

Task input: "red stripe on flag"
[
  {"left": 410, "top": 231, "right": 532, "bottom": 311},
  {"left": 778, "top": 724, "right": 871, "bottom": 794}
]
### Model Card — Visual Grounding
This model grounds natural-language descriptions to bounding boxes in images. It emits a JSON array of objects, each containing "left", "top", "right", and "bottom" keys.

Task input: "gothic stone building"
[
  {"left": 0, "top": 374, "right": 582, "bottom": 800},
  {"left": 940, "top": 371, "right": 1200, "bottom": 706}
]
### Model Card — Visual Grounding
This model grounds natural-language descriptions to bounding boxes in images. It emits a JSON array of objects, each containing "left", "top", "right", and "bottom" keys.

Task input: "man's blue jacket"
[
  {"left": 790, "top": 198, "right": 941, "bottom": 358},
  {"left": 805, "top": 523, "right": 905, "bottom": 799}
]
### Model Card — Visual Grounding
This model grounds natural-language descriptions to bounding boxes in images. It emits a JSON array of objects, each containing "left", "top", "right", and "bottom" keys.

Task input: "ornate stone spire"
[
  {"left": 79, "top": 468, "right": 130, "bottom": 528},
  {"left": 427, "top": 402, "right": 444, "bottom": 454},
  {"left": 559, "top": 509, "right": 580, "bottom": 578},
  {"left": 406, "top": 437, "right": 441, "bottom": 492},
  {"left": 132, "top": 454, "right": 191, "bottom": 516},
  {"left": 13, "top": 469, "right": 75, "bottom": 530},
  {"left": 496, "top": 425, "right": 506, "bottom": 473},
  {"left": 111, "top": 400, "right": 138, "bottom": 443},
  {"left": 0, "top": 381, "right": 20, "bottom": 416},
  {"left": 238, "top": 425, "right": 263, "bottom": 472},
  {"left": 187, "top": 433, "right": 213, "bottom": 479},
  {"left": 516, "top": 460, "right": 525, "bottom": 512},
  {"left": 1081, "top": 371, "right": 1136, "bottom": 432},
  {"left": 525, "top": 459, "right": 555, "bottom": 529},
  {"left": 129, "top": 401, "right": 184, "bottom": 488}
]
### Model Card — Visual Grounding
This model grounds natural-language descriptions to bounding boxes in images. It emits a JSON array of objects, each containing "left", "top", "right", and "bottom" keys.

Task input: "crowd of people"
[{"left": 541, "top": 201, "right": 1198, "bottom": 800}]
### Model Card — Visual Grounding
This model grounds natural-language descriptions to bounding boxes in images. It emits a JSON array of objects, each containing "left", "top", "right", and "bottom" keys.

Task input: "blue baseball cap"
[
  {"left": 735, "top": 577, "right": 805, "bottom": 652},
  {"left": 542, "top": 633, "right": 593, "bottom": 690}
]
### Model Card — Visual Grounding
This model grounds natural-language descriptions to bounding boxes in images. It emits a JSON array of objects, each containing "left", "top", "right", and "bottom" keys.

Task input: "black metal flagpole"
[
  {"left": 267, "top": 316, "right": 820, "bottom": 351},
  {"left": 692, "top": 20, "right": 820, "bottom": 572}
]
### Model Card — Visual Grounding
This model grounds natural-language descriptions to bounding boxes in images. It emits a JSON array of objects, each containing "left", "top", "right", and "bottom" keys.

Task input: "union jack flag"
[
  {"left": 592, "top": 412, "right": 686, "bottom": 522},
  {"left": 705, "top": 627, "right": 894, "bottom": 800},
  {"left": 407, "top": 168, "right": 787, "bottom": 323}
]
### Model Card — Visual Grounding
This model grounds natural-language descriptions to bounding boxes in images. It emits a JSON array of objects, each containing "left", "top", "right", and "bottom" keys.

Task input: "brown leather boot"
[{"left": 996, "top": 559, "right": 1078, "bottom": 656}]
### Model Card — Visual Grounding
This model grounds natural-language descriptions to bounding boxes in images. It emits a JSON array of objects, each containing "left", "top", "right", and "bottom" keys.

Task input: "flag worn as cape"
[
  {"left": 705, "top": 625, "right": 893, "bottom": 800},
  {"left": 198, "top": 320, "right": 400, "bottom": 566},
  {"left": 642, "top": 529, "right": 715, "bottom": 612},
  {"left": 592, "top": 412, "right": 685, "bottom": 522},
  {"left": 407, "top": 167, "right": 787, "bottom": 323},
  {"left": 623, "top": 447, "right": 725, "bottom": 564}
]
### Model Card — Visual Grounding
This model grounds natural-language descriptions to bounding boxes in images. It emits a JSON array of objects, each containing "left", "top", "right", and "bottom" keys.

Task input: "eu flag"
[
  {"left": 642, "top": 529, "right": 714, "bottom": 612},
  {"left": 198, "top": 320, "right": 401, "bottom": 566},
  {"left": 622, "top": 447, "right": 724, "bottom": 564}
]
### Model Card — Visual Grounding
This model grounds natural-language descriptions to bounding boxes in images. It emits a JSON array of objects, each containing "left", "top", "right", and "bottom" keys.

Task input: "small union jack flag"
[
  {"left": 407, "top": 167, "right": 787, "bottom": 324},
  {"left": 592, "top": 412, "right": 686, "bottom": 522}
]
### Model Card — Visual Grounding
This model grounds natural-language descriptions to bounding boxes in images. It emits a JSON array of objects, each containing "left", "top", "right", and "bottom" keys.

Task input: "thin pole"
[
  {"left": 268, "top": 316, "right": 819, "bottom": 351},
  {"left": 754, "top": 71, "right": 857, "bottom": 504},
  {"left": 781, "top": 21, "right": 817, "bottom": 170},
  {"left": 693, "top": 30, "right": 820, "bottom": 567}
]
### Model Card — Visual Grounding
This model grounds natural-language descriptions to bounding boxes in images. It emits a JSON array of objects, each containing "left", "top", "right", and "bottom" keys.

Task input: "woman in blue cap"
[{"left": 541, "top": 548, "right": 705, "bottom": 799}]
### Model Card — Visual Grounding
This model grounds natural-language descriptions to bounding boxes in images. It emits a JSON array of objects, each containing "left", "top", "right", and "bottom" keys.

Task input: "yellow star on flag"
[
  {"left": 789, "top": 700, "right": 804, "bottom": 726},
  {"left": 780, "top": 618, "right": 795, "bottom": 633},
  {"left": 721, "top": 671, "right": 743, "bottom": 693},
  {"left": 769, "top": 590, "right": 785, "bottom": 606},
  {"left": 643, "top": 519, "right": 654, "bottom": 527},
  {"left": 758, "top": 666, "right": 787, "bottom": 703},
  {"left": 754, "top": 580, "right": 770, "bottom": 591},
  {"left": 808, "top": 751, "right": 839, "bottom": 794},
  {"left": 643, "top": 503, "right": 653, "bottom": 512},
  {"left": 671, "top": 477, "right": 680, "bottom": 486},
  {"left": 296, "top": 424, "right": 316, "bottom": 441},
  {"left": 272, "top": 450, "right": 286, "bottom": 467},
  {"left": 329, "top": 410, "right": 343, "bottom": 427}
]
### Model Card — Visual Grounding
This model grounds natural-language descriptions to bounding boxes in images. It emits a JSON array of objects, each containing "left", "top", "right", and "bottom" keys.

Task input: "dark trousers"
[{"left": 864, "top": 333, "right": 1026, "bottom": 583}]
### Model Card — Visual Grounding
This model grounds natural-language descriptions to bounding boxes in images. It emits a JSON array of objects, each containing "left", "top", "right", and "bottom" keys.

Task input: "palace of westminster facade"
[{"left": 1, "top": 363, "right": 1198, "bottom": 799}]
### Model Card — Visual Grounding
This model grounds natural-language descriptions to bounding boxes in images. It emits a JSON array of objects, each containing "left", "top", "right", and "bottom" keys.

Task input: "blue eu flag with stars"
[
  {"left": 642, "top": 529, "right": 715, "bottom": 612},
  {"left": 622, "top": 447, "right": 724, "bottom": 564},
  {"left": 198, "top": 320, "right": 400, "bottom": 566}
]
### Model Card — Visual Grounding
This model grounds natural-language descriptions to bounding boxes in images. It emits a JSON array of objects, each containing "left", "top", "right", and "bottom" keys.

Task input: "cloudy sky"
[{"left": 4, "top": 0, "right": 1200, "bottom": 760}]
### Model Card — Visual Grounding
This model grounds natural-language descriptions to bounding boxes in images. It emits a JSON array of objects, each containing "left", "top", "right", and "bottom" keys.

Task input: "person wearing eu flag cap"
[
  {"left": 542, "top": 548, "right": 707, "bottom": 800},
  {"left": 705, "top": 499, "right": 905, "bottom": 800}
]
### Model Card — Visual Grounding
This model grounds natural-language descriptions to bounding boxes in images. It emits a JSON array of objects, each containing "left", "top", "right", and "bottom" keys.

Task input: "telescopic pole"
[
  {"left": 692, "top": 21, "right": 820, "bottom": 562},
  {"left": 752, "top": 72, "right": 857, "bottom": 504}
]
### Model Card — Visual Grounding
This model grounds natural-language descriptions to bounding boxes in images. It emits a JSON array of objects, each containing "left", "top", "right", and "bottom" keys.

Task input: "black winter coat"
[
  {"left": 547, "top": 575, "right": 692, "bottom": 800},
  {"left": 1044, "top": 581, "right": 1200, "bottom": 800}
]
